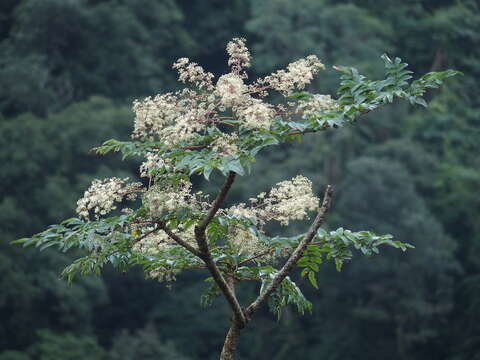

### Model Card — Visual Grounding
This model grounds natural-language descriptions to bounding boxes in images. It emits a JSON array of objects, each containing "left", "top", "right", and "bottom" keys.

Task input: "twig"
[{"left": 132, "top": 227, "right": 161, "bottom": 245}]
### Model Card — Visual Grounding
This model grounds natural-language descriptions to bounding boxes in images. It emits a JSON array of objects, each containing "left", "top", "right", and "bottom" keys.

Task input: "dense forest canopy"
[{"left": 0, "top": 0, "right": 478, "bottom": 359}]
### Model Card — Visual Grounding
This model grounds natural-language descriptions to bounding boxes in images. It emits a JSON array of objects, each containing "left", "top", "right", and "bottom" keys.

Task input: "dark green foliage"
[
  {"left": 109, "top": 325, "right": 190, "bottom": 360},
  {"left": 333, "top": 157, "right": 458, "bottom": 358},
  {"left": 28, "top": 330, "right": 106, "bottom": 360},
  {"left": 0, "top": 0, "right": 190, "bottom": 116},
  {"left": 0, "top": 1, "right": 477, "bottom": 359}
]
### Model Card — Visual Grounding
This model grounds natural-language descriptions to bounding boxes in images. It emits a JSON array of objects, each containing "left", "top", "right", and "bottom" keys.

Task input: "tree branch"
[
  {"left": 158, "top": 223, "right": 203, "bottom": 259},
  {"left": 238, "top": 239, "right": 329, "bottom": 266},
  {"left": 245, "top": 185, "right": 333, "bottom": 316},
  {"left": 196, "top": 236, "right": 247, "bottom": 327},
  {"left": 132, "top": 227, "right": 162, "bottom": 245},
  {"left": 197, "top": 171, "right": 236, "bottom": 232},
  {"left": 194, "top": 171, "right": 247, "bottom": 327}
]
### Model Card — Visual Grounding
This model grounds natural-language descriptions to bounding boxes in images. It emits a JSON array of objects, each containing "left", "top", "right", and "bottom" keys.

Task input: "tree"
[
  {"left": 15, "top": 38, "right": 458, "bottom": 359},
  {"left": 0, "top": 0, "right": 190, "bottom": 117}
]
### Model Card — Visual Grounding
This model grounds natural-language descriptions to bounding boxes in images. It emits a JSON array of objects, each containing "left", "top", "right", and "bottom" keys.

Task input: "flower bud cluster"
[{"left": 76, "top": 178, "right": 142, "bottom": 219}]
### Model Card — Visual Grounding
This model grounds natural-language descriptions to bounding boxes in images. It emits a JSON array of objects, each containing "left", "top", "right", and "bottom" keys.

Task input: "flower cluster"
[
  {"left": 211, "top": 133, "right": 239, "bottom": 155},
  {"left": 296, "top": 94, "right": 338, "bottom": 119},
  {"left": 260, "top": 56, "right": 325, "bottom": 95},
  {"left": 132, "top": 226, "right": 196, "bottom": 256},
  {"left": 140, "top": 152, "right": 172, "bottom": 178},
  {"left": 172, "top": 57, "right": 214, "bottom": 90},
  {"left": 235, "top": 99, "right": 275, "bottom": 129},
  {"left": 216, "top": 73, "right": 248, "bottom": 106},
  {"left": 132, "top": 225, "right": 197, "bottom": 281},
  {"left": 226, "top": 37, "right": 251, "bottom": 76},
  {"left": 144, "top": 180, "right": 194, "bottom": 215},
  {"left": 143, "top": 179, "right": 209, "bottom": 216},
  {"left": 132, "top": 38, "right": 328, "bottom": 146},
  {"left": 132, "top": 88, "right": 215, "bottom": 144},
  {"left": 149, "top": 266, "right": 181, "bottom": 282},
  {"left": 261, "top": 175, "right": 319, "bottom": 225},
  {"left": 227, "top": 175, "right": 319, "bottom": 227},
  {"left": 223, "top": 175, "right": 318, "bottom": 260},
  {"left": 228, "top": 225, "right": 270, "bottom": 257},
  {"left": 76, "top": 178, "right": 142, "bottom": 219}
]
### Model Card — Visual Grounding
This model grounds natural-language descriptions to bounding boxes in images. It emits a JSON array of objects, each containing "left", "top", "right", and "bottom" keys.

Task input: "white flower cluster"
[
  {"left": 296, "top": 94, "right": 338, "bottom": 119},
  {"left": 132, "top": 88, "right": 215, "bottom": 144},
  {"left": 235, "top": 99, "right": 275, "bottom": 129},
  {"left": 261, "top": 175, "right": 319, "bottom": 226},
  {"left": 76, "top": 178, "right": 142, "bottom": 219},
  {"left": 132, "top": 231, "right": 171, "bottom": 255},
  {"left": 261, "top": 55, "right": 325, "bottom": 95},
  {"left": 143, "top": 179, "right": 209, "bottom": 216},
  {"left": 215, "top": 73, "right": 275, "bottom": 129},
  {"left": 226, "top": 37, "right": 251, "bottom": 75},
  {"left": 145, "top": 180, "right": 194, "bottom": 215},
  {"left": 149, "top": 266, "right": 180, "bottom": 282},
  {"left": 132, "top": 226, "right": 196, "bottom": 255},
  {"left": 228, "top": 225, "right": 270, "bottom": 257},
  {"left": 132, "top": 37, "right": 327, "bottom": 146},
  {"left": 211, "top": 133, "right": 239, "bottom": 155},
  {"left": 216, "top": 73, "right": 248, "bottom": 106},
  {"left": 224, "top": 176, "right": 318, "bottom": 259},
  {"left": 172, "top": 57, "right": 214, "bottom": 90},
  {"left": 132, "top": 226, "right": 197, "bottom": 281},
  {"left": 227, "top": 175, "right": 319, "bottom": 227},
  {"left": 140, "top": 153, "right": 171, "bottom": 178}
]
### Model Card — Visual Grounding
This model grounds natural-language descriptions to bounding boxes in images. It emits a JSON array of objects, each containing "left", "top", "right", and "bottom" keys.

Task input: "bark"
[
  {"left": 200, "top": 249, "right": 247, "bottom": 327},
  {"left": 220, "top": 322, "right": 242, "bottom": 360},
  {"left": 159, "top": 223, "right": 203, "bottom": 258}
]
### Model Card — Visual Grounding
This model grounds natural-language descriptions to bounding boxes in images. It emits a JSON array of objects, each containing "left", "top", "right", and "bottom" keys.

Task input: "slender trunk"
[
  {"left": 220, "top": 322, "right": 242, "bottom": 360},
  {"left": 220, "top": 275, "right": 243, "bottom": 359}
]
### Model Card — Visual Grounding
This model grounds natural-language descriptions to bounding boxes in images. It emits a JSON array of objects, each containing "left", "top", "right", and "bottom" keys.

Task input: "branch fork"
[{"left": 161, "top": 169, "right": 333, "bottom": 359}]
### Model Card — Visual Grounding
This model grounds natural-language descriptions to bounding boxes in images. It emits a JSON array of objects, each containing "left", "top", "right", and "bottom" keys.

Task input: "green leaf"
[
  {"left": 335, "top": 259, "right": 343, "bottom": 272},
  {"left": 203, "top": 166, "right": 213, "bottom": 180},
  {"left": 226, "top": 159, "right": 245, "bottom": 176},
  {"left": 308, "top": 271, "right": 319, "bottom": 289}
]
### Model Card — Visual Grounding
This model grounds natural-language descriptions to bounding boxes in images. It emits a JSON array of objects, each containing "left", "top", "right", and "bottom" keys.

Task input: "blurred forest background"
[{"left": 0, "top": 0, "right": 479, "bottom": 359}]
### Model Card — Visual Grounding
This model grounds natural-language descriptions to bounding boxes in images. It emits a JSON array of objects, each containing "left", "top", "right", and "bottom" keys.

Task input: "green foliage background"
[{"left": 0, "top": 0, "right": 478, "bottom": 359}]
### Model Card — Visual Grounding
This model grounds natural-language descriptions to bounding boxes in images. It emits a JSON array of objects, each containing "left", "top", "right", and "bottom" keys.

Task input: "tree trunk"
[{"left": 220, "top": 322, "right": 242, "bottom": 360}]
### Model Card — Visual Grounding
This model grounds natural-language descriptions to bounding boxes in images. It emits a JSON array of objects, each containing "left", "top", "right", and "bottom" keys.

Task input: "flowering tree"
[{"left": 16, "top": 38, "right": 459, "bottom": 359}]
